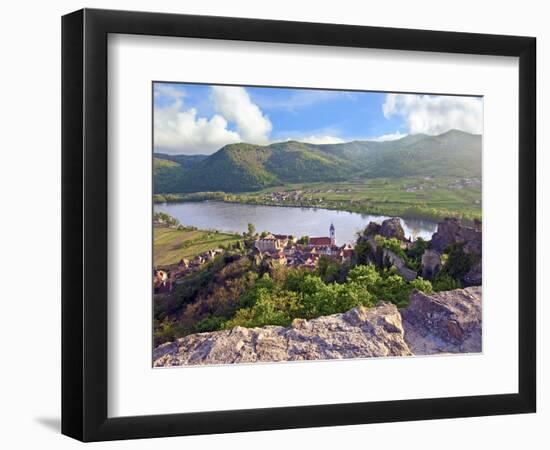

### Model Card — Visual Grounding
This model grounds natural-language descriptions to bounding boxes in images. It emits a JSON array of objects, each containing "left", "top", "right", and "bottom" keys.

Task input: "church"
[{"left": 307, "top": 223, "right": 337, "bottom": 255}]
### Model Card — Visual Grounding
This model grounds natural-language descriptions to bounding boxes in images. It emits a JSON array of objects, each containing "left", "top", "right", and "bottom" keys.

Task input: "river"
[{"left": 154, "top": 201, "right": 438, "bottom": 245}]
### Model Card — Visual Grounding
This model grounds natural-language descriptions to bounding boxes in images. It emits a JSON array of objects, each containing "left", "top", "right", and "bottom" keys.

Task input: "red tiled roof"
[{"left": 309, "top": 237, "right": 332, "bottom": 246}]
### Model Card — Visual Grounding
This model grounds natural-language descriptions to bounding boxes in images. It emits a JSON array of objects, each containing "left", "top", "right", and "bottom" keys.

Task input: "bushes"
[
  {"left": 347, "top": 264, "right": 431, "bottom": 308},
  {"left": 153, "top": 211, "right": 180, "bottom": 227},
  {"left": 154, "top": 248, "right": 436, "bottom": 342},
  {"left": 317, "top": 255, "right": 350, "bottom": 284},
  {"left": 407, "top": 237, "right": 429, "bottom": 261},
  {"left": 195, "top": 315, "right": 226, "bottom": 333},
  {"left": 225, "top": 271, "right": 376, "bottom": 327},
  {"left": 225, "top": 264, "right": 432, "bottom": 330},
  {"left": 440, "top": 244, "right": 475, "bottom": 280},
  {"left": 428, "top": 243, "right": 474, "bottom": 291},
  {"left": 223, "top": 287, "right": 300, "bottom": 329},
  {"left": 377, "top": 236, "right": 406, "bottom": 259},
  {"left": 353, "top": 238, "right": 376, "bottom": 265},
  {"left": 432, "top": 273, "right": 461, "bottom": 292}
]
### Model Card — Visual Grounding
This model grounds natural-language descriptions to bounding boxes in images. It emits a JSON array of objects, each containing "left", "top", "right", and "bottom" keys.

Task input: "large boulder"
[
  {"left": 153, "top": 301, "right": 412, "bottom": 366},
  {"left": 464, "top": 261, "right": 482, "bottom": 287},
  {"left": 401, "top": 286, "right": 482, "bottom": 354},
  {"left": 421, "top": 249, "right": 442, "bottom": 280},
  {"left": 383, "top": 249, "right": 417, "bottom": 282},
  {"left": 364, "top": 237, "right": 417, "bottom": 281},
  {"left": 364, "top": 221, "right": 382, "bottom": 237},
  {"left": 431, "top": 218, "right": 482, "bottom": 257},
  {"left": 153, "top": 287, "right": 483, "bottom": 366},
  {"left": 380, "top": 217, "right": 406, "bottom": 241}
]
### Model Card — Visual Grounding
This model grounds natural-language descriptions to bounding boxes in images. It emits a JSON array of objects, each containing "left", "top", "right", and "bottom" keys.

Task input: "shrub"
[
  {"left": 194, "top": 315, "right": 226, "bottom": 333},
  {"left": 440, "top": 243, "right": 475, "bottom": 280},
  {"left": 432, "top": 273, "right": 461, "bottom": 292}
]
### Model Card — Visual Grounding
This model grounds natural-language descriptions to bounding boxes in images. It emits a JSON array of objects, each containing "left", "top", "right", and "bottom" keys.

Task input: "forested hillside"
[{"left": 154, "top": 129, "right": 482, "bottom": 194}]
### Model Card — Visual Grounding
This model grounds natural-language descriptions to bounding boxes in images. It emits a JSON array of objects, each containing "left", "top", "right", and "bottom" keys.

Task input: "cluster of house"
[
  {"left": 153, "top": 248, "right": 224, "bottom": 294},
  {"left": 403, "top": 177, "right": 481, "bottom": 193},
  {"left": 154, "top": 224, "right": 355, "bottom": 294},
  {"left": 253, "top": 223, "right": 354, "bottom": 269},
  {"left": 261, "top": 188, "right": 354, "bottom": 205},
  {"left": 261, "top": 190, "right": 303, "bottom": 203}
]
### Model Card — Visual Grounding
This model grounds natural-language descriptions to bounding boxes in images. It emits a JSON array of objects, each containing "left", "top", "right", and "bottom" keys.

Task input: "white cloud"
[
  {"left": 293, "top": 135, "right": 345, "bottom": 145},
  {"left": 154, "top": 98, "right": 241, "bottom": 154},
  {"left": 382, "top": 94, "right": 483, "bottom": 135},
  {"left": 154, "top": 85, "right": 272, "bottom": 154},
  {"left": 154, "top": 84, "right": 186, "bottom": 100},
  {"left": 368, "top": 131, "right": 407, "bottom": 142},
  {"left": 211, "top": 86, "right": 272, "bottom": 144},
  {"left": 254, "top": 90, "right": 354, "bottom": 111}
]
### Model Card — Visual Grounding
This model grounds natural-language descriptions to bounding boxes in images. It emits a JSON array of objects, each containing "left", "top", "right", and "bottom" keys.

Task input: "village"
[{"left": 153, "top": 223, "right": 355, "bottom": 294}]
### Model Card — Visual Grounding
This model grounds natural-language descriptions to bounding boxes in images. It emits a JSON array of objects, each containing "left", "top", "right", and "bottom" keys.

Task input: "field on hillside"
[
  {"left": 154, "top": 227, "right": 241, "bottom": 267},
  {"left": 231, "top": 176, "right": 482, "bottom": 221}
]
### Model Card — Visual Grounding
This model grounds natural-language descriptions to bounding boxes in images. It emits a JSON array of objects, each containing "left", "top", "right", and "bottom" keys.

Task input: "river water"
[{"left": 154, "top": 201, "right": 438, "bottom": 245}]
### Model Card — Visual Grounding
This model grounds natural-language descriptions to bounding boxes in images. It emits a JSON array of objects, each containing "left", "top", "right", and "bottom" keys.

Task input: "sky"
[{"left": 153, "top": 82, "right": 483, "bottom": 155}]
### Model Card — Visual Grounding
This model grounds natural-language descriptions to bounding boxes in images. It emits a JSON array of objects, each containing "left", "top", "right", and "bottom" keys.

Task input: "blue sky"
[{"left": 153, "top": 82, "right": 482, "bottom": 155}]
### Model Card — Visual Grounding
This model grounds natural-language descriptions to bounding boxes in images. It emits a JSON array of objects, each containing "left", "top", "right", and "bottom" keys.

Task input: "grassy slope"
[{"left": 154, "top": 227, "right": 241, "bottom": 267}]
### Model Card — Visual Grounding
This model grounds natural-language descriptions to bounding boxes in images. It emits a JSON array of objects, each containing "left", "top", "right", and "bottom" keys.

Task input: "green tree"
[
  {"left": 353, "top": 238, "right": 375, "bottom": 265},
  {"left": 245, "top": 223, "right": 257, "bottom": 238},
  {"left": 440, "top": 243, "right": 474, "bottom": 280},
  {"left": 317, "top": 255, "right": 349, "bottom": 283}
]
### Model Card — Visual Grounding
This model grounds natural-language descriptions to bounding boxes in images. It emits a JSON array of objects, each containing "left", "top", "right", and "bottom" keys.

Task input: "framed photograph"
[{"left": 62, "top": 8, "right": 536, "bottom": 442}]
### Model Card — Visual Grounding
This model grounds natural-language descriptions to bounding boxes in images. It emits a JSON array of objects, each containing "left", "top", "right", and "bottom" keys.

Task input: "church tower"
[{"left": 329, "top": 223, "right": 335, "bottom": 245}]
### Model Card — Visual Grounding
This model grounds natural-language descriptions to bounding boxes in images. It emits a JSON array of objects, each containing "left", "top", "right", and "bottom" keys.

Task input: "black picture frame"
[{"left": 62, "top": 8, "right": 536, "bottom": 442}]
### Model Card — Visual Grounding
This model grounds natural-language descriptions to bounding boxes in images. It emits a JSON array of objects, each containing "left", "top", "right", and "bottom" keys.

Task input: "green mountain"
[
  {"left": 153, "top": 130, "right": 481, "bottom": 194},
  {"left": 153, "top": 154, "right": 208, "bottom": 193}
]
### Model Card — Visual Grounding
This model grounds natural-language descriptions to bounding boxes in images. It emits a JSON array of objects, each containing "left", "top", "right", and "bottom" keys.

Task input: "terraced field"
[{"left": 153, "top": 227, "right": 241, "bottom": 267}]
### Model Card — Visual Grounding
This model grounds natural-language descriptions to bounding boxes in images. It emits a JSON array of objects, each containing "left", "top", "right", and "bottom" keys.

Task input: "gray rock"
[
  {"left": 364, "top": 222, "right": 382, "bottom": 236},
  {"left": 421, "top": 249, "right": 442, "bottom": 280},
  {"left": 153, "top": 287, "right": 483, "bottom": 366},
  {"left": 431, "top": 218, "right": 482, "bottom": 257},
  {"left": 364, "top": 236, "right": 416, "bottom": 281},
  {"left": 401, "top": 286, "right": 482, "bottom": 355},
  {"left": 380, "top": 217, "right": 406, "bottom": 241},
  {"left": 464, "top": 261, "right": 482, "bottom": 287},
  {"left": 383, "top": 249, "right": 417, "bottom": 282},
  {"left": 153, "top": 301, "right": 412, "bottom": 366}
]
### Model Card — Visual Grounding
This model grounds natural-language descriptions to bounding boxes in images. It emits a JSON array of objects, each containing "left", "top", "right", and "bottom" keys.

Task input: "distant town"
[{"left": 154, "top": 223, "right": 354, "bottom": 294}]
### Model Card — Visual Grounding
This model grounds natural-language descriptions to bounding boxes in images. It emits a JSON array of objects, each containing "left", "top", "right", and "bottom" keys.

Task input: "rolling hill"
[{"left": 153, "top": 130, "right": 481, "bottom": 194}]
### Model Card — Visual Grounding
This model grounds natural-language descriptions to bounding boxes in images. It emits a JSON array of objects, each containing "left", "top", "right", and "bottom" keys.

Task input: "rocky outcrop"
[
  {"left": 431, "top": 218, "right": 482, "bottom": 257},
  {"left": 153, "top": 287, "right": 482, "bottom": 366},
  {"left": 430, "top": 218, "right": 482, "bottom": 287},
  {"left": 421, "top": 249, "right": 442, "bottom": 280},
  {"left": 363, "top": 236, "right": 416, "bottom": 281},
  {"left": 401, "top": 286, "right": 482, "bottom": 355},
  {"left": 379, "top": 217, "right": 406, "bottom": 241},
  {"left": 464, "top": 261, "right": 482, "bottom": 287},
  {"left": 153, "top": 301, "right": 412, "bottom": 366},
  {"left": 383, "top": 249, "right": 417, "bottom": 282},
  {"left": 364, "top": 222, "right": 382, "bottom": 237}
]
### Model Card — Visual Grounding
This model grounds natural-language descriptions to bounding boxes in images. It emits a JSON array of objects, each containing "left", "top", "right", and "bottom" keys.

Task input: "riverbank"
[
  {"left": 153, "top": 177, "right": 481, "bottom": 224},
  {"left": 154, "top": 200, "right": 438, "bottom": 244}
]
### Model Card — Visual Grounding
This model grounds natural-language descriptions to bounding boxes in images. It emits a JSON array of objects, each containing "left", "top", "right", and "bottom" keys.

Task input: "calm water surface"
[{"left": 155, "top": 201, "right": 437, "bottom": 245}]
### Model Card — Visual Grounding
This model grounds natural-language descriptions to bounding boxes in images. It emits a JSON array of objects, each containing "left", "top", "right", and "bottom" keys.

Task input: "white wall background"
[{"left": 0, "top": 0, "right": 546, "bottom": 448}]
